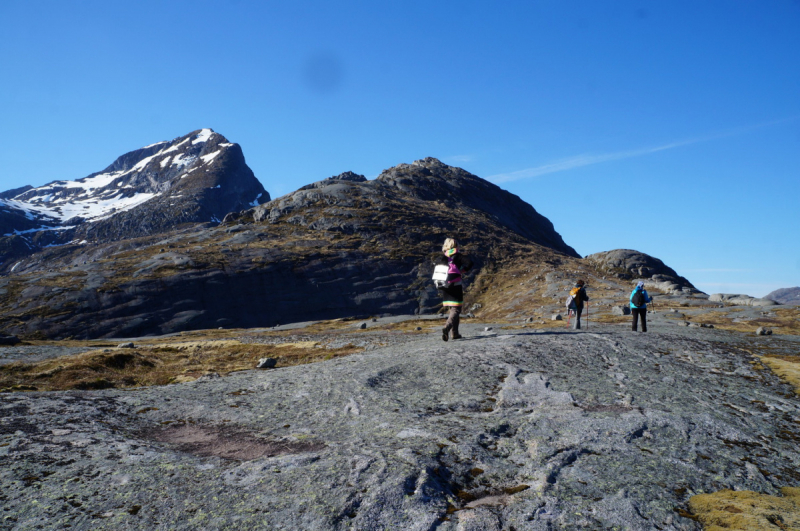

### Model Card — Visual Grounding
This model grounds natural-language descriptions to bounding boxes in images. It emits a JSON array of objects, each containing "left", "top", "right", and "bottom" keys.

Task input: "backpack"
[
  {"left": 632, "top": 289, "right": 646, "bottom": 307},
  {"left": 433, "top": 257, "right": 462, "bottom": 289},
  {"left": 432, "top": 265, "right": 449, "bottom": 289},
  {"left": 565, "top": 287, "right": 580, "bottom": 309}
]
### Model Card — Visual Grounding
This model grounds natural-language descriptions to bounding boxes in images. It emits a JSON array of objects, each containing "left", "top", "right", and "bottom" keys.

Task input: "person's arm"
[
  {"left": 582, "top": 288, "right": 589, "bottom": 301},
  {"left": 458, "top": 254, "right": 473, "bottom": 272}
]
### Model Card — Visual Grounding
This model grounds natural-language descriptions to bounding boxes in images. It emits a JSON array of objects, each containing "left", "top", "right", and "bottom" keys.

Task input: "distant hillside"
[
  {"left": 0, "top": 149, "right": 703, "bottom": 339},
  {"left": 765, "top": 287, "right": 800, "bottom": 305}
]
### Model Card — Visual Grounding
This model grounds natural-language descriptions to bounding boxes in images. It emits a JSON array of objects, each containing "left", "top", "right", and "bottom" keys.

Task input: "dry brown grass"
[
  {"left": 681, "top": 308, "right": 800, "bottom": 336},
  {"left": 0, "top": 340, "right": 362, "bottom": 392},
  {"left": 688, "top": 487, "right": 800, "bottom": 530},
  {"left": 760, "top": 357, "right": 800, "bottom": 396}
]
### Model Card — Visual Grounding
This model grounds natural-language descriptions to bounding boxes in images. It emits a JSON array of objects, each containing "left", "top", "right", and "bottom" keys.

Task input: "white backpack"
[{"left": 432, "top": 265, "right": 450, "bottom": 289}]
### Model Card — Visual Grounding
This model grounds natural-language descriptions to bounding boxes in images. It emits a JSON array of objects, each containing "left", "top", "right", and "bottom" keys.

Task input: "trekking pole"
[
  {"left": 586, "top": 302, "right": 589, "bottom": 330},
  {"left": 567, "top": 309, "right": 572, "bottom": 326}
]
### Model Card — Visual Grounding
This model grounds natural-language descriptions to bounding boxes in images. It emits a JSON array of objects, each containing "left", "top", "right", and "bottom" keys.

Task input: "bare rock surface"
[
  {"left": 585, "top": 249, "right": 700, "bottom": 294},
  {"left": 709, "top": 293, "right": 779, "bottom": 307},
  {"left": 766, "top": 287, "right": 800, "bottom": 306},
  {"left": 2, "top": 323, "right": 800, "bottom": 530}
]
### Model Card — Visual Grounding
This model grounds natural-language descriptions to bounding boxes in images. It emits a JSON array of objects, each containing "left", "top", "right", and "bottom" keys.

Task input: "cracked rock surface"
[{"left": 2, "top": 324, "right": 799, "bottom": 530}]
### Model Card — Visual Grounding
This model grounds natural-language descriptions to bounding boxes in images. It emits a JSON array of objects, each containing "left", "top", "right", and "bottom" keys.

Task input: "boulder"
[
  {"left": 756, "top": 327, "right": 773, "bottom": 336},
  {"left": 612, "top": 306, "right": 631, "bottom": 316},
  {"left": 117, "top": 342, "right": 135, "bottom": 349},
  {"left": 551, "top": 314, "right": 563, "bottom": 321},
  {"left": 256, "top": 358, "right": 277, "bottom": 369}
]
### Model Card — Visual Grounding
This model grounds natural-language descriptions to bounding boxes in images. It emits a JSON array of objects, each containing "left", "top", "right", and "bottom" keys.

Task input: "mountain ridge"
[
  {"left": 0, "top": 128, "right": 269, "bottom": 252},
  {"left": 0, "top": 134, "right": 702, "bottom": 339}
]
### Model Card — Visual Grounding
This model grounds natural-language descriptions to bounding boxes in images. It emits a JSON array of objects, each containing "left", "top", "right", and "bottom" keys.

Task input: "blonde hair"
[{"left": 442, "top": 238, "right": 457, "bottom": 252}]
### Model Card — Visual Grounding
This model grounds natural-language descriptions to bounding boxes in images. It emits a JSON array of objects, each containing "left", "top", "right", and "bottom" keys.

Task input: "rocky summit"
[{"left": 0, "top": 129, "right": 268, "bottom": 260}]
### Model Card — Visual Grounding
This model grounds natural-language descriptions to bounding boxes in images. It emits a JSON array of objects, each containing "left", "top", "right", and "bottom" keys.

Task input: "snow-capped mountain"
[{"left": 0, "top": 129, "right": 269, "bottom": 243}]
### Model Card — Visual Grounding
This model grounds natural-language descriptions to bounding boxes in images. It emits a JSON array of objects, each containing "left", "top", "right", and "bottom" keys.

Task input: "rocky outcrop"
[
  {"left": 709, "top": 293, "right": 779, "bottom": 307},
  {"left": 585, "top": 249, "right": 700, "bottom": 294},
  {"left": 2, "top": 324, "right": 799, "bottom": 529},
  {"left": 765, "top": 287, "right": 800, "bottom": 306},
  {"left": 0, "top": 129, "right": 269, "bottom": 269},
  {"left": 0, "top": 157, "right": 583, "bottom": 339}
]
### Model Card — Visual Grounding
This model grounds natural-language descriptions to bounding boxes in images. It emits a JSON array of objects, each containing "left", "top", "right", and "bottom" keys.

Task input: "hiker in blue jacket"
[{"left": 629, "top": 281, "right": 653, "bottom": 332}]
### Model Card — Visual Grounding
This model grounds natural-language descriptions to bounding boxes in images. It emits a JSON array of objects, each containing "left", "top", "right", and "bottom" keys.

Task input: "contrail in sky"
[{"left": 488, "top": 116, "right": 798, "bottom": 184}]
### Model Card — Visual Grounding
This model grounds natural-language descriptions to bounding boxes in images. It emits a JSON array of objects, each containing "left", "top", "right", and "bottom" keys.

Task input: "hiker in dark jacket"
[
  {"left": 629, "top": 281, "right": 653, "bottom": 332},
  {"left": 570, "top": 280, "right": 589, "bottom": 330},
  {"left": 436, "top": 238, "right": 473, "bottom": 341}
]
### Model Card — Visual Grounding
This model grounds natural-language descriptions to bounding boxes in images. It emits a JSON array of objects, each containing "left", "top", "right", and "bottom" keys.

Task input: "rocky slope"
[
  {"left": 585, "top": 249, "right": 700, "bottom": 295},
  {"left": 766, "top": 287, "right": 800, "bottom": 305},
  {"left": 0, "top": 157, "right": 585, "bottom": 339},
  {"left": 0, "top": 143, "right": 713, "bottom": 340},
  {"left": 0, "top": 129, "right": 268, "bottom": 263},
  {"left": 2, "top": 321, "right": 799, "bottom": 530}
]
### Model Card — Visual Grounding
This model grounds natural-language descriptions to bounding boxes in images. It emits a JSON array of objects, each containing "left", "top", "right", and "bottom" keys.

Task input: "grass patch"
[
  {"left": 760, "top": 356, "right": 800, "bottom": 396},
  {"left": 688, "top": 487, "right": 800, "bottom": 530},
  {"left": 0, "top": 340, "right": 362, "bottom": 392}
]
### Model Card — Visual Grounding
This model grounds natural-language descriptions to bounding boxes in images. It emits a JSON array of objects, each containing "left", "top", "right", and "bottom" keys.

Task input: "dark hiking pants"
[
  {"left": 632, "top": 308, "right": 647, "bottom": 332},
  {"left": 445, "top": 306, "right": 461, "bottom": 337}
]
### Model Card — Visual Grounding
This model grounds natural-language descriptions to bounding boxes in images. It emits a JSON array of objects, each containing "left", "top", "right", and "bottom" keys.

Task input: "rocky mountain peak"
[
  {"left": 585, "top": 249, "right": 700, "bottom": 294},
  {"left": 326, "top": 171, "right": 367, "bottom": 183},
  {"left": 0, "top": 129, "right": 269, "bottom": 257}
]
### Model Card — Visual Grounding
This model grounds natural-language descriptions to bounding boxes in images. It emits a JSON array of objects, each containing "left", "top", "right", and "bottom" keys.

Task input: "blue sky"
[{"left": 1, "top": 1, "right": 798, "bottom": 296}]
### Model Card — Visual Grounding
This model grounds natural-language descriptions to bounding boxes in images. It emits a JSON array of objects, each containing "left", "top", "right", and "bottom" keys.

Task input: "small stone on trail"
[
  {"left": 756, "top": 327, "right": 773, "bottom": 336},
  {"left": 484, "top": 327, "right": 493, "bottom": 332},
  {"left": 359, "top": 322, "right": 367, "bottom": 329},
  {"left": 415, "top": 327, "right": 422, "bottom": 331},
  {"left": 371, "top": 318, "right": 377, "bottom": 322},
  {"left": 257, "top": 358, "right": 277, "bottom": 369},
  {"left": 118, "top": 342, "right": 135, "bottom": 349},
  {"left": 552, "top": 314, "right": 563, "bottom": 321}
]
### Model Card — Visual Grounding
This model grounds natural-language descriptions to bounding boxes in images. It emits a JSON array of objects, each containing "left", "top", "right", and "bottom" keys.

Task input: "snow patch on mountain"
[
  {"left": 201, "top": 150, "right": 221, "bottom": 164},
  {"left": 193, "top": 129, "right": 213, "bottom": 144}
]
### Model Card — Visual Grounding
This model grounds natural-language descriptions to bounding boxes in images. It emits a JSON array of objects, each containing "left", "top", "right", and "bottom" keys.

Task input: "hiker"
[
  {"left": 568, "top": 280, "right": 589, "bottom": 330},
  {"left": 630, "top": 281, "right": 653, "bottom": 332},
  {"left": 436, "top": 238, "right": 473, "bottom": 341}
]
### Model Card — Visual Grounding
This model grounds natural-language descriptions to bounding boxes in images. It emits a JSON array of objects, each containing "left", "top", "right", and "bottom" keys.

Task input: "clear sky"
[{"left": 1, "top": 1, "right": 798, "bottom": 297}]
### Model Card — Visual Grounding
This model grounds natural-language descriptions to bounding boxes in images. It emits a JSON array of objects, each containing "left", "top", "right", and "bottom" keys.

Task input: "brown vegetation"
[
  {"left": 688, "top": 487, "right": 800, "bottom": 530},
  {"left": 0, "top": 339, "right": 362, "bottom": 392}
]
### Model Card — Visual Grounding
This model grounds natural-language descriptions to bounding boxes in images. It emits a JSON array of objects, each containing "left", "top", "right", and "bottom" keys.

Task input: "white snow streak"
[
  {"left": 201, "top": 150, "right": 221, "bottom": 164},
  {"left": 142, "top": 140, "right": 168, "bottom": 149},
  {"left": 192, "top": 129, "right": 213, "bottom": 144}
]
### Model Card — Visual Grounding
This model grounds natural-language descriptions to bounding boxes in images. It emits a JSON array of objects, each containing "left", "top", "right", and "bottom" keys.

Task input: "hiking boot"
[
  {"left": 442, "top": 327, "right": 449, "bottom": 342},
  {"left": 452, "top": 334, "right": 462, "bottom": 340}
]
